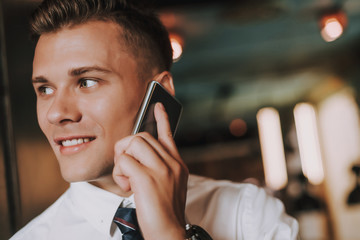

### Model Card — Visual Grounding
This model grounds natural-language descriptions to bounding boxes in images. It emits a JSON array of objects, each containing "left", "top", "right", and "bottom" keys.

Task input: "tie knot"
[{"left": 113, "top": 207, "right": 143, "bottom": 240}]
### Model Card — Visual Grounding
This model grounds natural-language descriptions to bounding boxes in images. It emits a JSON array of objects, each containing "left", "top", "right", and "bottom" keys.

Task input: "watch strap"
[{"left": 185, "top": 224, "right": 213, "bottom": 240}]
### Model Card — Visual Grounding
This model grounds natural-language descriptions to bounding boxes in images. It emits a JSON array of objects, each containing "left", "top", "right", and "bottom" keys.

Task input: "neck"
[{"left": 89, "top": 175, "right": 133, "bottom": 197}]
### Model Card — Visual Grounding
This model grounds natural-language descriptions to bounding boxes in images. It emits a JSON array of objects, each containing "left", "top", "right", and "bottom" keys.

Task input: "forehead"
[
  {"left": 36, "top": 21, "right": 124, "bottom": 52},
  {"left": 33, "top": 21, "right": 134, "bottom": 75}
]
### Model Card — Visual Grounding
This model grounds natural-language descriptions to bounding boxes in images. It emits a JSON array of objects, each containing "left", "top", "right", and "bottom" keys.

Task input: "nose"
[{"left": 46, "top": 89, "right": 82, "bottom": 125}]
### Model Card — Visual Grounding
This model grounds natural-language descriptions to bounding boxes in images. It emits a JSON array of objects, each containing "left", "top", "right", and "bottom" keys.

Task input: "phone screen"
[{"left": 132, "top": 81, "right": 182, "bottom": 138}]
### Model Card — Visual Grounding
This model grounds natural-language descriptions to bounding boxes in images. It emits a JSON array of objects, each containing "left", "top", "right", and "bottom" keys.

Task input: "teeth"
[{"left": 61, "top": 138, "right": 91, "bottom": 147}]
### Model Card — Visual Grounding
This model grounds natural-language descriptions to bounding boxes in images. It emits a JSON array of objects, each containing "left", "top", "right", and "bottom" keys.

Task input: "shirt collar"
[{"left": 68, "top": 181, "right": 135, "bottom": 237}]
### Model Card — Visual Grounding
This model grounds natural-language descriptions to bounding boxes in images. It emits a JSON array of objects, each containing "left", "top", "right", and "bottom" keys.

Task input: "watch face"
[{"left": 186, "top": 224, "right": 213, "bottom": 240}]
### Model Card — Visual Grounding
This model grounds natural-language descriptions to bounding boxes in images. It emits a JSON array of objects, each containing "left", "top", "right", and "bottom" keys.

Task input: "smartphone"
[{"left": 132, "top": 81, "right": 183, "bottom": 138}]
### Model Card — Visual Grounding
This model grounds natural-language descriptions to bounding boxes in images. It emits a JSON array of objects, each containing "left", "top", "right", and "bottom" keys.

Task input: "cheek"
[
  {"left": 36, "top": 102, "right": 49, "bottom": 135},
  {"left": 105, "top": 105, "right": 136, "bottom": 135},
  {"left": 98, "top": 92, "right": 140, "bottom": 119},
  {"left": 81, "top": 97, "right": 136, "bottom": 136}
]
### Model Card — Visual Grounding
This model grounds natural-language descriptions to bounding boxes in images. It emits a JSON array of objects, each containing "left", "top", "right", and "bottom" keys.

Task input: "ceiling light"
[
  {"left": 318, "top": 6, "right": 347, "bottom": 42},
  {"left": 257, "top": 107, "right": 288, "bottom": 191},
  {"left": 169, "top": 33, "right": 184, "bottom": 62}
]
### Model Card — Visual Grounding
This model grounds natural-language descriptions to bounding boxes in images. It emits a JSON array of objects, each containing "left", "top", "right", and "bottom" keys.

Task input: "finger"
[
  {"left": 135, "top": 131, "right": 187, "bottom": 175},
  {"left": 114, "top": 133, "right": 178, "bottom": 180},
  {"left": 113, "top": 153, "right": 148, "bottom": 192},
  {"left": 123, "top": 135, "right": 168, "bottom": 170},
  {"left": 114, "top": 134, "right": 135, "bottom": 156},
  {"left": 154, "top": 102, "right": 181, "bottom": 160},
  {"left": 113, "top": 153, "right": 133, "bottom": 192},
  {"left": 114, "top": 131, "right": 174, "bottom": 162}
]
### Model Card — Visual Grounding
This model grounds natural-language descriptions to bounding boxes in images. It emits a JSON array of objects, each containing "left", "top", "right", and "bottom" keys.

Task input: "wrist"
[
  {"left": 184, "top": 224, "right": 213, "bottom": 240},
  {"left": 152, "top": 225, "right": 185, "bottom": 240}
]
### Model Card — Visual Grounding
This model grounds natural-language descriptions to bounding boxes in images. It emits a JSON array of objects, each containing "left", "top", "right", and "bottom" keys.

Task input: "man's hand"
[{"left": 113, "top": 102, "right": 189, "bottom": 240}]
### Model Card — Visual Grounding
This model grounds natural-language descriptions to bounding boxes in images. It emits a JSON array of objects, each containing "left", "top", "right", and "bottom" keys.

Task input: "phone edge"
[{"left": 131, "top": 81, "right": 157, "bottom": 135}]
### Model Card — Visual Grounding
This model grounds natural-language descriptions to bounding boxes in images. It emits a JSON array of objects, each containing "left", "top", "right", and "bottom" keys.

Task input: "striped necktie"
[{"left": 113, "top": 207, "right": 144, "bottom": 240}]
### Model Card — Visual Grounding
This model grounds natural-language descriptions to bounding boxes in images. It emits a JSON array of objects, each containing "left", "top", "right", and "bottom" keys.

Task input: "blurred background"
[{"left": 1, "top": 0, "right": 360, "bottom": 239}]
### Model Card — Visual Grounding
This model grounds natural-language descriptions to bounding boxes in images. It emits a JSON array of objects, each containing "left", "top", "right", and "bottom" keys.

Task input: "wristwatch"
[{"left": 185, "top": 224, "right": 213, "bottom": 240}]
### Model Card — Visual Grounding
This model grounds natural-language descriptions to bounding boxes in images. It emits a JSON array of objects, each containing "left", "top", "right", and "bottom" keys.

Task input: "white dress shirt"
[
  {"left": 186, "top": 175, "right": 298, "bottom": 240},
  {"left": 11, "top": 174, "right": 298, "bottom": 240}
]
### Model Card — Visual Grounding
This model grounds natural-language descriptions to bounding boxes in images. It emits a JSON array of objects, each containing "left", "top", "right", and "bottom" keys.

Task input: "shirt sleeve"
[
  {"left": 238, "top": 184, "right": 299, "bottom": 240},
  {"left": 186, "top": 175, "right": 299, "bottom": 240}
]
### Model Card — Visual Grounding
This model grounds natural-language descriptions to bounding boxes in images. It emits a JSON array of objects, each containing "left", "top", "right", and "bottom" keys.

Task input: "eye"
[
  {"left": 79, "top": 79, "right": 98, "bottom": 88},
  {"left": 38, "top": 86, "right": 54, "bottom": 95}
]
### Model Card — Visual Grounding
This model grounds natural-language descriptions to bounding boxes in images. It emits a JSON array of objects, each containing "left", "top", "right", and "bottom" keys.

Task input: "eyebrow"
[
  {"left": 32, "top": 76, "right": 48, "bottom": 84},
  {"left": 31, "top": 66, "right": 112, "bottom": 83},
  {"left": 69, "top": 66, "right": 111, "bottom": 76}
]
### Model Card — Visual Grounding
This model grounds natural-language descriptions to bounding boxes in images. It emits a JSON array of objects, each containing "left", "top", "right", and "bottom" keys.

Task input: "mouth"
[{"left": 55, "top": 137, "right": 96, "bottom": 147}]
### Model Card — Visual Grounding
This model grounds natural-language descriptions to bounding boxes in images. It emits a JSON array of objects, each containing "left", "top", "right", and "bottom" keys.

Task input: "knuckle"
[
  {"left": 114, "top": 141, "right": 124, "bottom": 153},
  {"left": 159, "top": 130, "right": 173, "bottom": 141},
  {"left": 175, "top": 161, "right": 189, "bottom": 178},
  {"left": 115, "top": 153, "right": 127, "bottom": 164},
  {"left": 158, "top": 165, "right": 172, "bottom": 179},
  {"left": 129, "top": 135, "right": 143, "bottom": 146},
  {"left": 172, "top": 161, "right": 182, "bottom": 174},
  {"left": 138, "top": 131, "right": 152, "bottom": 140},
  {"left": 114, "top": 135, "right": 132, "bottom": 151}
]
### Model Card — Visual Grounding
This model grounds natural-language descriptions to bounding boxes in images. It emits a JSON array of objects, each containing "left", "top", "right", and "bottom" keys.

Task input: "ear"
[{"left": 153, "top": 71, "right": 175, "bottom": 96}]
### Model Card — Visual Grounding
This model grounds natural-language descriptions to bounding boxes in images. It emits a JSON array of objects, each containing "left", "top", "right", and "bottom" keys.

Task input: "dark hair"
[{"left": 30, "top": 0, "right": 173, "bottom": 77}]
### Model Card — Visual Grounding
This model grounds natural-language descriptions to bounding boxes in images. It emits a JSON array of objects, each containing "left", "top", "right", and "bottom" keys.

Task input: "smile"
[
  {"left": 56, "top": 137, "right": 96, "bottom": 147},
  {"left": 55, "top": 136, "right": 96, "bottom": 155},
  {"left": 62, "top": 138, "right": 91, "bottom": 147}
]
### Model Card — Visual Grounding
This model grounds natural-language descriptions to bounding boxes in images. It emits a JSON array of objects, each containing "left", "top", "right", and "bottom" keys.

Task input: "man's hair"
[{"left": 30, "top": 0, "right": 173, "bottom": 78}]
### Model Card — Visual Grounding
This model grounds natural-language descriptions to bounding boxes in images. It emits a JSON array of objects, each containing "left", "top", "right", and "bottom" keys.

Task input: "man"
[{"left": 11, "top": 0, "right": 298, "bottom": 239}]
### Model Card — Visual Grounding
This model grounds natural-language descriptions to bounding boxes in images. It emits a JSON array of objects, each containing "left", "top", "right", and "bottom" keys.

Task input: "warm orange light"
[
  {"left": 319, "top": 9, "right": 347, "bottom": 42},
  {"left": 169, "top": 33, "right": 183, "bottom": 62},
  {"left": 159, "top": 12, "right": 177, "bottom": 29},
  {"left": 321, "top": 18, "right": 343, "bottom": 42},
  {"left": 229, "top": 118, "right": 247, "bottom": 137}
]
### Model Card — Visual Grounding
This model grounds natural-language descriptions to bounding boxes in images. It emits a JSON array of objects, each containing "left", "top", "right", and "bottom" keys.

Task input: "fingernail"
[{"left": 157, "top": 102, "right": 165, "bottom": 110}]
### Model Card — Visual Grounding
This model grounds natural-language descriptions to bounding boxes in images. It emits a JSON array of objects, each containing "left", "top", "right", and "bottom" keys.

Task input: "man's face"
[{"left": 32, "top": 21, "right": 148, "bottom": 183}]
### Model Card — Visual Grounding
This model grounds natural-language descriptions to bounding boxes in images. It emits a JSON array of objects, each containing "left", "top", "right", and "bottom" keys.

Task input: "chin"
[
  {"left": 61, "top": 171, "right": 91, "bottom": 183},
  {"left": 60, "top": 166, "right": 96, "bottom": 182},
  {"left": 56, "top": 151, "right": 110, "bottom": 178},
  {"left": 60, "top": 162, "right": 114, "bottom": 183}
]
